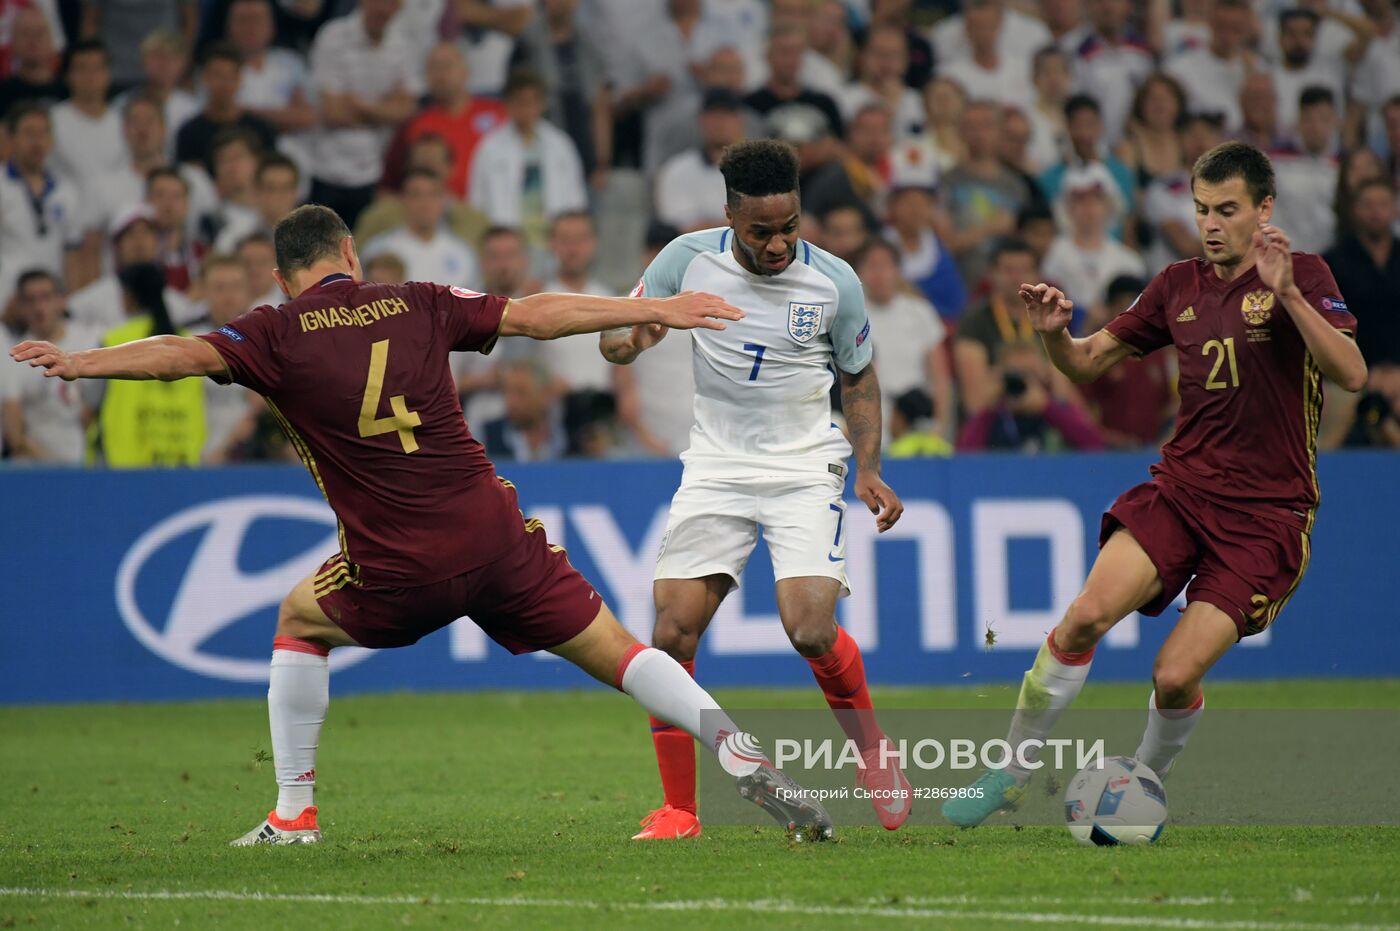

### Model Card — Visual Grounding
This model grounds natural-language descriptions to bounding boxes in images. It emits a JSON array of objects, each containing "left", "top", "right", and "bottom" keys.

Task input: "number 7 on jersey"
[{"left": 744, "top": 343, "right": 766, "bottom": 381}]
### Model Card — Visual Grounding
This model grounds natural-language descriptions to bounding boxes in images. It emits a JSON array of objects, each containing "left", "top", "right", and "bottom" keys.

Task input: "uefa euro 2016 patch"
[
  {"left": 217, "top": 325, "right": 245, "bottom": 342},
  {"left": 1321, "top": 297, "right": 1348, "bottom": 312}
]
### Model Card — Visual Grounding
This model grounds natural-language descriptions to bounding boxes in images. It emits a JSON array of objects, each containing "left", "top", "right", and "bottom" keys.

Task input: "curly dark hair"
[{"left": 719, "top": 139, "right": 800, "bottom": 210}]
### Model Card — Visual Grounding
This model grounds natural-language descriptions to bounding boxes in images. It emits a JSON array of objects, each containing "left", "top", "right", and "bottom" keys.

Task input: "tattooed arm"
[{"left": 839, "top": 364, "right": 903, "bottom": 532}]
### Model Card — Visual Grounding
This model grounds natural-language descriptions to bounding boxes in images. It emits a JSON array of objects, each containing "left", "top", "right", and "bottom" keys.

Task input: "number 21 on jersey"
[
  {"left": 358, "top": 339, "right": 422, "bottom": 452},
  {"left": 1202, "top": 337, "right": 1240, "bottom": 390}
]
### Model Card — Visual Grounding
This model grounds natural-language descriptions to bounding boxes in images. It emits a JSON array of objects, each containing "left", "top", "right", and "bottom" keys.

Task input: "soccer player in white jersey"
[{"left": 601, "top": 140, "right": 912, "bottom": 839}]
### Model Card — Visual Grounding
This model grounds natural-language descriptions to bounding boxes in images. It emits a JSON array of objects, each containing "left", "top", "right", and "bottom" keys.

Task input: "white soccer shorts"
[{"left": 654, "top": 470, "right": 850, "bottom": 594}]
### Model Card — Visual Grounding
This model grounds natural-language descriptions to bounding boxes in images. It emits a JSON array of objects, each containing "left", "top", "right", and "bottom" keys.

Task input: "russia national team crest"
[
  {"left": 788, "top": 301, "right": 824, "bottom": 342},
  {"left": 1241, "top": 289, "right": 1275, "bottom": 326}
]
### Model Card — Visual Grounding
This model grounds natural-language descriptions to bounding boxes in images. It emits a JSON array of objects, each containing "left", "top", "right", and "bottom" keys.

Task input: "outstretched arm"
[
  {"left": 10, "top": 335, "right": 226, "bottom": 382},
  {"left": 839, "top": 364, "right": 902, "bottom": 532},
  {"left": 1022, "top": 282, "right": 1137, "bottom": 384},
  {"left": 502, "top": 291, "right": 741, "bottom": 341}
]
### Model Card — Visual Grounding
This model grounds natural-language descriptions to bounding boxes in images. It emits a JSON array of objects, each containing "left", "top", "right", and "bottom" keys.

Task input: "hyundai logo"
[{"left": 116, "top": 496, "right": 373, "bottom": 681}]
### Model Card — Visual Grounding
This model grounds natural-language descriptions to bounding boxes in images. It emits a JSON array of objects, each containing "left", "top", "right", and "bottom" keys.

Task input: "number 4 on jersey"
[{"left": 359, "top": 339, "right": 422, "bottom": 453}]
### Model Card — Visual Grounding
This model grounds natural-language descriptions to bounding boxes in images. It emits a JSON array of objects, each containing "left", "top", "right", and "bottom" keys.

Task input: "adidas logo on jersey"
[{"left": 1176, "top": 306, "right": 1197, "bottom": 322}]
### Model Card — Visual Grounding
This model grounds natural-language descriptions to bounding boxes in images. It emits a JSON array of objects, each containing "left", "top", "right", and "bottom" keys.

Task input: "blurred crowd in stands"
[{"left": 1, "top": 0, "right": 1399, "bottom": 467}]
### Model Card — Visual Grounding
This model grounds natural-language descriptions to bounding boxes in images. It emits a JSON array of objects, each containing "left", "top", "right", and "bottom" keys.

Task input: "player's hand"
[
  {"left": 855, "top": 472, "right": 903, "bottom": 533},
  {"left": 10, "top": 340, "right": 81, "bottom": 380},
  {"left": 1255, "top": 223, "right": 1295, "bottom": 294},
  {"left": 656, "top": 291, "right": 745, "bottom": 331},
  {"left": 632, "top": 322, "right": 668, "bottom": 352},
  {"left": 1019, "top": 283, "right": 1074, "bottom": 334}
]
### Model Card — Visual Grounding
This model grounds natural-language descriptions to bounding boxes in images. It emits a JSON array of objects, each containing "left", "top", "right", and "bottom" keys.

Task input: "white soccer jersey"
[{"left": 637, "top": 227, "right": 873, "bottom": 475}]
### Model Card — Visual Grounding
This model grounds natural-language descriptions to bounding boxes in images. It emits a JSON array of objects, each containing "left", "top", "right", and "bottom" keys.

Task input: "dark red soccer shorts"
[
  {"left": 313, "top": 507, "right": 600, "bottom": 653},
  {"left": 1100, "top": 478, "right": 1310, "bottom": 639}
]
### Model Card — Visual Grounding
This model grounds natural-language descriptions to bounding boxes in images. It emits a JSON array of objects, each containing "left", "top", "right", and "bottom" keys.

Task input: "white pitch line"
[
  {"left": 0, "top": 887, "right": 1396, "bottom": 930},
  {"left": 897, "top": 895, "right": 1400, "bottom": 909}
]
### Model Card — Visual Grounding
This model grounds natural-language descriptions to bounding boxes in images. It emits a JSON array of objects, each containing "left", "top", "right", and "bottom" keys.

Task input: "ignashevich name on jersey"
[{"left": 636, "top": 227, "right": 873, "bottom": 475}]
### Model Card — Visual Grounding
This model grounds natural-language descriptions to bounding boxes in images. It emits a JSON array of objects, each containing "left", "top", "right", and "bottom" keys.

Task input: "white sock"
[
  {"left": 1134, "top": 689, "right": 1203, "bottom": 778},
  {"left": 1004, "top": 633, "right": 1094, "bottom": 785},
  {"left": 269, "top": 646, "right": 328, "bottom": 820},
  {"left": 619, "top": 647, "right": 753, "bottom": 762}
]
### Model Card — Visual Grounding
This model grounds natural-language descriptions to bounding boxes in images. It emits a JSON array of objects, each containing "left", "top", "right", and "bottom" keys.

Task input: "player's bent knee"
[
  {"left": 1151, "top": 660, "right": 1203, "bottom": 707},
  {"left": 786, "top": 621, "right": 837, "bottom": 658},
  {"left": 651, "top": 605, "right": 706, "bottom": 660},
  {"left": 1060, "top": 593, "right": 1119, "bottom": 647}
]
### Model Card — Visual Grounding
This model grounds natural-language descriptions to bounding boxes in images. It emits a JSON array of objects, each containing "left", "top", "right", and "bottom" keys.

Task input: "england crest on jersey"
[{"left": 788, "top": 302, "right": 824, "bottom": 342}]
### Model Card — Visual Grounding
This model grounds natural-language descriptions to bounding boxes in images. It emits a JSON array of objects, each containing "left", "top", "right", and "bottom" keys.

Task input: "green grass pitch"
[{"left": 3, "top": 680, "right": 1398, "bottom": 929}]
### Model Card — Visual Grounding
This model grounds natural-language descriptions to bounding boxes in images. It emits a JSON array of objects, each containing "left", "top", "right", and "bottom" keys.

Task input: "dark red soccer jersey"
[
  {"left": 198, "top": 275, "right": 517, "bottom": 585},
  {"left": 1105, "top": 253, "right": 1357, "bottom": 526}
]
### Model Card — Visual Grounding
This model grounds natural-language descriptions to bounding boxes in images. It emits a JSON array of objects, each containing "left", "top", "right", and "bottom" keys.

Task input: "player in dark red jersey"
[
  {"left": 944, "top": 141, "right": 1367, "bottom": 827},
  {"left": 10, "top": 205, "right": 836, "bottom": 845}
]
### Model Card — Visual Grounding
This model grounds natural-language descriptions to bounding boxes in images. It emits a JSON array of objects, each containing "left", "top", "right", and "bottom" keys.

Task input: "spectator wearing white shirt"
[
  {"left": 214, "top": 152, "right": 302, "bottom": 254},
  {"left": 145, "top": 166, "right": 204, "bottom": 294},
  {"left": 50, "top": 42, "right": 127, "bottom": 203},
  {"left": 1142, "top": 111, "right": 1221, "bottom": 272},
  {"left": 67, "top": 204, "right": 197, "bottom": 332},
  {"left": 78, "top": 0, "right": 197, "bottom": 90},
  {"left": 226, "top": 0, "right": 317, "bottom": 136},
  {"left": 1270, "top": 9, "right": 1349, "bottom": 141},
  {"left": 532, "top": 211, "right": 615, "bottom": 393},
  {"left": 455, "top": 226, "right": 541, "bottom": 424},
  {"left": 1043, "top": 162, "right": 1146, "bottom": 312},
  {"left": 1027, "top": 47, "right": 1072, "bottom": 174},
  {"left": 1260, "top": 0, "right": 1372, "bottom": 77},
  {"left": 838, "top": 23, "right": 925, "bottom": 142},
  {"left": 363, "top": 168, "right": 481, "bottom": 288},
  {"left": 120, "top": 30, "right": 200, "bottom": 156},
  {"left": 308, "top": 0, "right": 422, "bottom": 227},
  {"left": 1271, "top": 87, "right": 1343, "bottom": 255},
  {"left": 655, "top": 89, "right": 746, "bottom": 233},
  {"left": 469, "top": 69, "right": 587, "bottom": 258},
  {"left": 49, "top": 40, "right": 124, "bottom": 291},
  {"left": 447, "top": 0, "right": 537, "bottom": 97},
  {"left": 85, "top": 94, "right": 218, "bottom": 245},
  {"left": 1, "top": 269, "right": 97, "bottom": 464},
  {"left": 191, "top": 254, "right": 260, "bottom": 464},
  {"left": 937, "top": 0, "right": 1034, "bottom": 113},
  {"left": 800, "top": 0, "right": 854, "bottom": 99},
  {"left": 1071, "top": 0, "right": 1156, "bottom": 145},
  {"left": 639, "top": 45, "right": 760, "bottom": 180},
  {"left": 198, "top": 128, "right": 265, "bottom": 253},
  {"left": 610, "top": 221, "right": 695, "bottom": 456},
  {"left": 236, "top": 231, "right": 282, "bottom": 309},
  {"left": 930, "top": 0, "right": 1052, "bottom": 67},
  {"left": 0, "top": 104, "right": 84, "bottom": 309},
  {"left": 1041, "top": 0, "right": 1091, "bottom": 55},
  {"left": 1235, "top": 70, "right": 1286, "bottom": 154},
  {"left": 1164, "top": 0, "right": 1255, "bottom": 132},
  {"left": 1352, "top": 0, "right": 1400, "bottom": 148},
  {"left": 858, "top": 237, "right": 953, "bottom": 441},
  {"left": 608, "top": 0, "right": 726, "bottom": 174}
]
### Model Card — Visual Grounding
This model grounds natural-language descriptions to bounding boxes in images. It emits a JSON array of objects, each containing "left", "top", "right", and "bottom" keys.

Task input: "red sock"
[
  {"left": 806, "top": 627, "right": 882, "bottom": 753},
  {"left": 647, "top": 659, "right": 697, "bottom": 814}
]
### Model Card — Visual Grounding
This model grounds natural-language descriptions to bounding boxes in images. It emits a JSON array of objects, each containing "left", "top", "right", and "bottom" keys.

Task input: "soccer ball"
[{"left": 1063, "top": 755, "right": 1167, "bottom": 846}]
